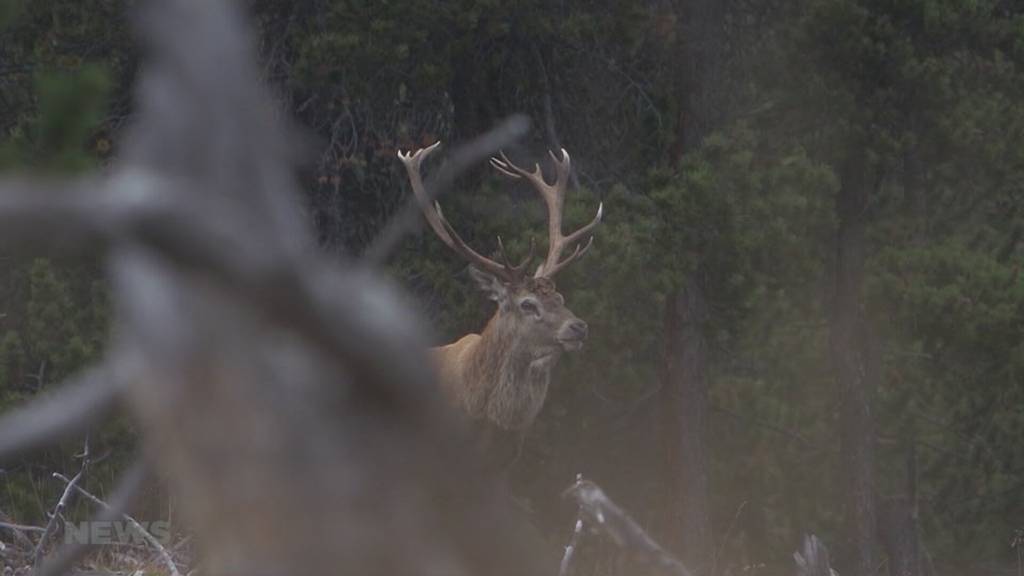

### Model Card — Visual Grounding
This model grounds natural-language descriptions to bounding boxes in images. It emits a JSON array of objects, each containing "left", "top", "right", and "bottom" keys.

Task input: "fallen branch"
[
  {"left": 563, "top": 476, "right": 694, "bottom": 576},
  {"left": 32, "top": 437, "right": 90, "bottom": 567},
  {"left": 34, "top": 459, "right": 147, "bottom": 576},
  {"left": 0, "top": 521, "right": 46, "bottom": 534},
  {"left": 558, "top": 474, "right": 586, "bottom": 576},
  {"left": 793, "top": 534, "right": 837, "bottom": 576},
  {"left": 54, "top": 471, "right": 182, "bottom": 576},
  {"left": 0, "top": 508, "right": 37, "bottom": 552}
]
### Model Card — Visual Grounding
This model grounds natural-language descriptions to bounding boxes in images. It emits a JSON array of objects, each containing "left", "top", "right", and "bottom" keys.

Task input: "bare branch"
[
  {"left": 33, "top": 460, "right": 148, "bottom": 576},
  {"left": 0, "top": 509, "right": 38, "bottom": 550},
  {"left": 0, "top": 366, "right": 117, "bottom": 464},
  {"left": 559, "top": 473, "right": 587, "bottom": 576},
  {"left": 564, "top": 477, "right": 694, "bottom": 576},
  {"left": 33, "top": 437, "right": 90, "bottom": 567},
  {"left": 0, "top": 2, "right": 544, "bottom": 575},
  {"left": 0, "top": 177, "right": 120, "bottom": 252},
  {"left": 794, "top": 534, "right": 838, "bottom": 576},
  {"left": 0, "top": 173, "right": 443, "bottom": 419},
  {"left": 0, "top": 521, "right": 46, "bottom": 534},
  {"left": 54, "top": 472, "right": 182, "bottom": 576}
]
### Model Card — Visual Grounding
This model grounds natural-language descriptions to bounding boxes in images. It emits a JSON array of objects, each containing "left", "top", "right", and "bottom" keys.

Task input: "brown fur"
[
  {"left": 433, "top": 276, "right": 583, "bottom": 432},
  {"left": 434, "top": 314, "right": 552, "bottom": 430}
]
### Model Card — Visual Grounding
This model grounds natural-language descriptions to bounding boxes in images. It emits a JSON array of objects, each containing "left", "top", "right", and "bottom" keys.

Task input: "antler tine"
[
  {"left": 432, "top": 203, "right": 521, "bottom": 280},
  {"left": 497, "top": 235, "right": 536, "bottom": 276},
  {"left": 488, "top": 147, "right": 601, "bottom": 278},
  {"left": 548, "top": 148, "right": 571, "bottom": 192},
  {"left": 398, "top": 142, "right": 516, "bottom": 281},
  {"left": 519, "top": 236, "right": 537, "bottom": 270},
  {"left": 491, "top": 151, "right": 551, "bottom": 196},
  {"left": 489, "top": 156, "right": 522, "bottom": 180},
  {"left": 541, "top": 235, "right": 594, "bottom": 278},
  {"left": 397, "top": 141, "right": 450, "bottom": 242},
  {"left": 561, "top": 202, "right": 603, "bottom": 246}
]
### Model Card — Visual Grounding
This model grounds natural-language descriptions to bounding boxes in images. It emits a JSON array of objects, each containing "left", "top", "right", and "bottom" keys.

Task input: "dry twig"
[
  {"left": 53, "top": 471, "right": 181, "bottom": 576},
  {"left": 32, "top": 438, "right": 90, "bottom": 567},
  {"left": 558, "top": 473, "right": 587, "bottom": 576},
  {"left": 563, "top": 476, "right": 694, "bottom": 576},
  {"left": 34, "top": 460, "right": 148, "bottom": 576},
  {"left": 794, "top": 534, "right": 838, "bottom": 576}
]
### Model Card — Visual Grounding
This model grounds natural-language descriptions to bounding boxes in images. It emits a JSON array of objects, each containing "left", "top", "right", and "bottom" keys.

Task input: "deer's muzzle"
[{"left": 557, "top": 319, "right": 588, "bottom": 351}]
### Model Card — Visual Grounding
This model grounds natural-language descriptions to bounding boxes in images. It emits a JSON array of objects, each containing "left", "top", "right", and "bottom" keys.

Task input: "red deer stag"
[{"left": 398, "top": 142, "right": 602, "bottom": 436}]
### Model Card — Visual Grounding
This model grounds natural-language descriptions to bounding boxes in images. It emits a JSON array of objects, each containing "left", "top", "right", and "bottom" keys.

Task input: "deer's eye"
[{"left": 519, "top": 299, "right": 540, "bottom": 316}]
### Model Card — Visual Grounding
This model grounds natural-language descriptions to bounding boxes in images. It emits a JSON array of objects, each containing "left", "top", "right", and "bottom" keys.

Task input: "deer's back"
[{"left": 432, "top": 333, "right": 486, "bottom": 417}]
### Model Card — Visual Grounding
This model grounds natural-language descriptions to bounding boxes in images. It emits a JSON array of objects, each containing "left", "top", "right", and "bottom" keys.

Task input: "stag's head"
[
  {"left": 469, "top": 268, "right": 588, "bottom": 360},
  {"left": 398, "top": 142, "right": 601, "bottom": 360}
]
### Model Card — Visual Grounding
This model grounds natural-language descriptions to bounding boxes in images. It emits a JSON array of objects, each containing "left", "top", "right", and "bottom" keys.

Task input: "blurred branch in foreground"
[{"left": 0, "top": 0, "right": 538, "bottom": 574}]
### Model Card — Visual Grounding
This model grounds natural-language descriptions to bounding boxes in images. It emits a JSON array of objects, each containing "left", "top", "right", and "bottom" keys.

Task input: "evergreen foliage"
[{"left": 2, "top": 0, "right": 1023, "bottom": 572}]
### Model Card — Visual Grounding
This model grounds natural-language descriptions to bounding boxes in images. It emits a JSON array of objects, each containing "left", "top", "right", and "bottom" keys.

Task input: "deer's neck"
[{"left": 464, "top": 311, "right": 554, "bottom": 431}]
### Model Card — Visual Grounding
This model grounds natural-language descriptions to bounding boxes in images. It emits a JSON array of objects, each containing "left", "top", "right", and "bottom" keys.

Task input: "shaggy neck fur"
[{"left": 462, "top": 310, "right": 557, "bottom": 431}]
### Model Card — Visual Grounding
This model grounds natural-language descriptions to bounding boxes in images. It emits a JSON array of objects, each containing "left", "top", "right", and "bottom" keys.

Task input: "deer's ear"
[{"left": 468, "top": 266, "right": 510, "bottom": 306}]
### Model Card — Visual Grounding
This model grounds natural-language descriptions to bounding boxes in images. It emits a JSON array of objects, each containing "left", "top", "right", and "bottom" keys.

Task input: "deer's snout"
[
  {"left": 567, "top": 319, "right": 588, "bottom": 340},
  {"left": 557, "top": 319, "right": 588, "bottom": 353}
]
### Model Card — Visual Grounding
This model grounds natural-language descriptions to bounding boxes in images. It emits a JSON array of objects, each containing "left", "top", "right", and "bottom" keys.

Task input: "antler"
[
  {"left": 489, "top": 149, "right": 602, "bottom": 278},
  {"left": 397, "top": 142, "right": 534, "bottom": 283}
]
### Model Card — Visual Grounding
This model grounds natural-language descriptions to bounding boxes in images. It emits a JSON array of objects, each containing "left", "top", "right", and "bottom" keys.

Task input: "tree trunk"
[
  {"left": 831, "top": 151, "right": 879, "bottom": 576},
  {"left": 668, "top": 0, "right": 725, "bottom": 162},
  {"left": 878, "top": 439, "right": 925, "bottom": 576},
  {"left": 659, "top": 0, "right": 724, "bottom": 570},
  {"left": 878, "top": 498, "right": 919, "bottom": 576},
  {"left": 662, "top": 274, "right": 713, "bottom": 573}
]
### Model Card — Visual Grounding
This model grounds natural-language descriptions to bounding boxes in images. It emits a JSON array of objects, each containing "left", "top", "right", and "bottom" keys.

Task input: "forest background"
[{"left": 1, "top": 1, "right": 1023, "bottom": 575}]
